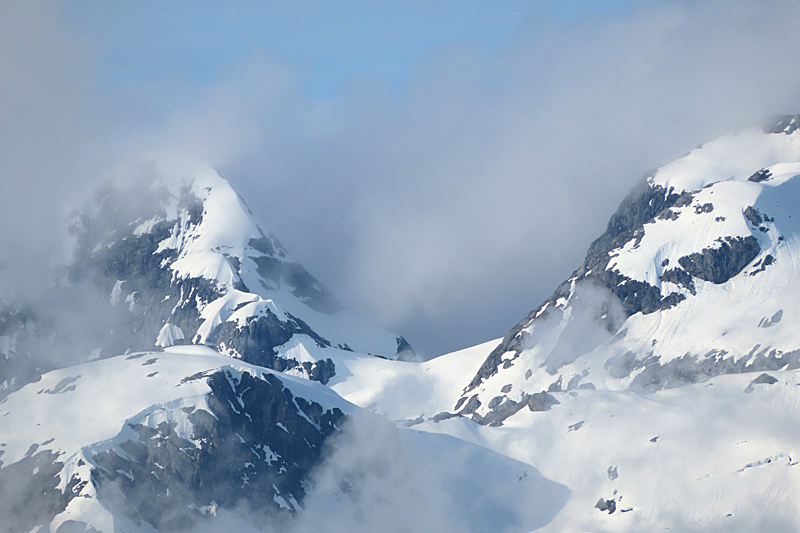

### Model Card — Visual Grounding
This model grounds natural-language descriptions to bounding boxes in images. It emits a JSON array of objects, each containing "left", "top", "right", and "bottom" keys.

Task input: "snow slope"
[{"left": 422, "top": 368, "right": 800, "bottom": 531}]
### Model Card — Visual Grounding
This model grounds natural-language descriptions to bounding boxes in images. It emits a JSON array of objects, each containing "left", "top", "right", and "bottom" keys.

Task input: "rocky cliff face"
[{"left": 91, "top": 368, "right": 345, "bottom": 531}]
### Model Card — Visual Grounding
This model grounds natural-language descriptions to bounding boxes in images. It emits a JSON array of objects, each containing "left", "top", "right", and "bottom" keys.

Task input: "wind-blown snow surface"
[
  {"left": 419, "top": 370, "right": 800, "bottom": 531},
  {"left": 289, "top": 334, "right": 800, "bottom": 531}
]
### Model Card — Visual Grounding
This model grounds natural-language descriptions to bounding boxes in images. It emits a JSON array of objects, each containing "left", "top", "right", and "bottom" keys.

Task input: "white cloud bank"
[{"left": 3, "top": 0, "right": 800, "bottom": 356}]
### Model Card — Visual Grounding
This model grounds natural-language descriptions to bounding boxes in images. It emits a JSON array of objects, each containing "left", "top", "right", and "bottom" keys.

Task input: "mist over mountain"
[
  {"left": 4, "top": 117, "right": 800, "bottom": 531},
  {"left": 5, "top": 1, "right": 800, "bottom": 531},
  {"left": 7, "top": 0, "right": 800, "bottom": 358}
]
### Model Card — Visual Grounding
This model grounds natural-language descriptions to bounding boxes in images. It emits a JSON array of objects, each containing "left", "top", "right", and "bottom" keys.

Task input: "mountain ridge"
[
  {"left": 453, "top": 114, "right": 800, "bottom": 425},
  {"left": 5, "top": 117, "right": 800, "bottom": 532},
  {"left": 0, "top": 167, "right": 415, "bottom": 399}
]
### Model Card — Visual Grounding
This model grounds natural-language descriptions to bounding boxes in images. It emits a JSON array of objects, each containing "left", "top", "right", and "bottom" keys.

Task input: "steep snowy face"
[
  {"left": 0, "top": 168, "right": 412, "bottom": 396},
  {"left": 456, "top": 115, "right": 800, "bottom": 425}
]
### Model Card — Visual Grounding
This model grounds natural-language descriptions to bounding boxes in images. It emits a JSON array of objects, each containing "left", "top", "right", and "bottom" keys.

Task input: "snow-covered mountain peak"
[
  {"left": 150, "top": 168, "right": 269, "bottom": 265},
  {"left": 651, "top": 114, "right": 800, "bottom": 193},
  {"left": 451, "top": 116, "right": 800, "bottom": 427},
  {"left": 1, "top": 166, "right": 414, "bottom": 402}
]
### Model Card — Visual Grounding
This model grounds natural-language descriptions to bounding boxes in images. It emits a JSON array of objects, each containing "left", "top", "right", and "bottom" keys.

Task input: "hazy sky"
[{"left": 3, "top": 0, "right": 800, "bottom": 357}]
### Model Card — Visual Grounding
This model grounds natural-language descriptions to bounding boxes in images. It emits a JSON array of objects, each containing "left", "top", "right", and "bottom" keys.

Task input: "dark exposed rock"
[
  {"left": 759, "top": 310, "right": 783, "bottom": 328},
  {"left": 744, "top": 373, "right": 779, "bottom": 393},
  {"left": 248, "top": 236, "right": 277, "bottom": 256},
  {"left": 40, "top": 376, "right": 80, "bottom": 395},
  {"left": 762, "top": 114, "right": 800, "bottom": 135},
  {"left": 464, "top": 178, "right": 701, "bottom": 394},
  {"left": 488, "top": 396, "right": 505, "bottom": 410},
  {"left": 0, "top": 305, "right": 47, "bottom": 398},
  {"left": 567, "top": 421, "right": 584, "bottom": 432},
  {"left": 401, "top": 415, "right": 425, "bottom": 427},
  {"left": 431, "top": 411, "right": 459, "bottom": 423},
  {"left": 752, "top": 373, "right": 778, "bottom": 385},
  {"left": 660, "top": 267, "right": 696, "bottom": 295},
  {"left": 672, "top": 192, "right": 695, "bottom": 208},
  {"left": 457, "top": 395, "right": 482, "bottom": 416},
  {"left": 744, "top": 206, "right": 763, "bottom": 226},
  {"left": 91, "top": 370, "right": 345, "bottom": 531},
  {"left": 629, "top": 347, "right": 800, "bottom": 393},
  {"left": 0, "top": 449, "right": 85, "bottom": 533},
  {"left": 9, "top": 177, "right": 372, "bottom": 394},
  {"left": 750, "top": 254, "right": 775, "bottom": 276},
  {"left": 595, "top": 498, "right": 616, "bottom": 514},
  {"left": 604, "top": 351, "right": 646, "bottom": 379},
  {"left": 527, "top": 392, "right": 560, "bottom": 411},
  {"left": 462, "top": 112, "right": 800, "bottom": 405},
  {"left": 476, "top": 397, "right": 529, "bottom": 427},
  {"left": 677, "top": 236, "right": 760, "bottom": 284},
  {"left": 395, "top": 336, "right": 416, "bottom": 360},
  {"left": 306, "top": 358, "right": 336, "bottom": 384},
  {"left": 630, "top": 354, "right": 707, "bottom": 392},
  {"left": 694, "top": 203, "right": 714, "bottom": 214},
  {"left": 67, "top": 190, "right": 225, "bottom": 359},
  {"left": 210, "top": 310, "right": 335, "bottom": 384},
  {"left": 453, "top": 396, "right": 468, "bottom": 412},
  {"left": 472, "top": 392, "right": 560, "bottom": 427},
  {"left": 461, "top": 147, "right": 779, "bottom": 403},
  {"left": 748, "top": 169, "right": 773, "bottom": 183},
  {"left": 656, "top": 208, "right": 679, "bottom": 221}
]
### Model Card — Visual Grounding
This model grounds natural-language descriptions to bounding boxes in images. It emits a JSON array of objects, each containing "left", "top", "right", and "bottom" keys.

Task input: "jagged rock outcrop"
[
  {"left": 0, "top": 448, "right": 86, "bottom": 533},
  {"left": 91, "top": 369, "right": 345, "bottom": 531}
]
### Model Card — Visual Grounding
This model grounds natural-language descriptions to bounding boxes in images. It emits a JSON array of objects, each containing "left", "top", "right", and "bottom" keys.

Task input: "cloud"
[
  {"left": 281, "top": 412, "right": 569, "bottom": 533},
  {"left": 0, "top": 0, "right": 101, "bottom": 298},
  {"left": 210, "top": 0, "right": 800, "bottom": 356},
  {"left": 5, "top": 0, "right": 800, "bottom": 359}
]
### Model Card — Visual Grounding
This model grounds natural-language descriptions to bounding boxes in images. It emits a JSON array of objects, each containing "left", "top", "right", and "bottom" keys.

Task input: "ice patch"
[{"left": 156, "top": 323, "right": 185, "bottom": 348}]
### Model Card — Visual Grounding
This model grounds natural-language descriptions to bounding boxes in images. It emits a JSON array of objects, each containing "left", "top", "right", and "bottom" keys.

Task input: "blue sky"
[{"left": 67, "top": 0, "right": 639, "bottom": 99}]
